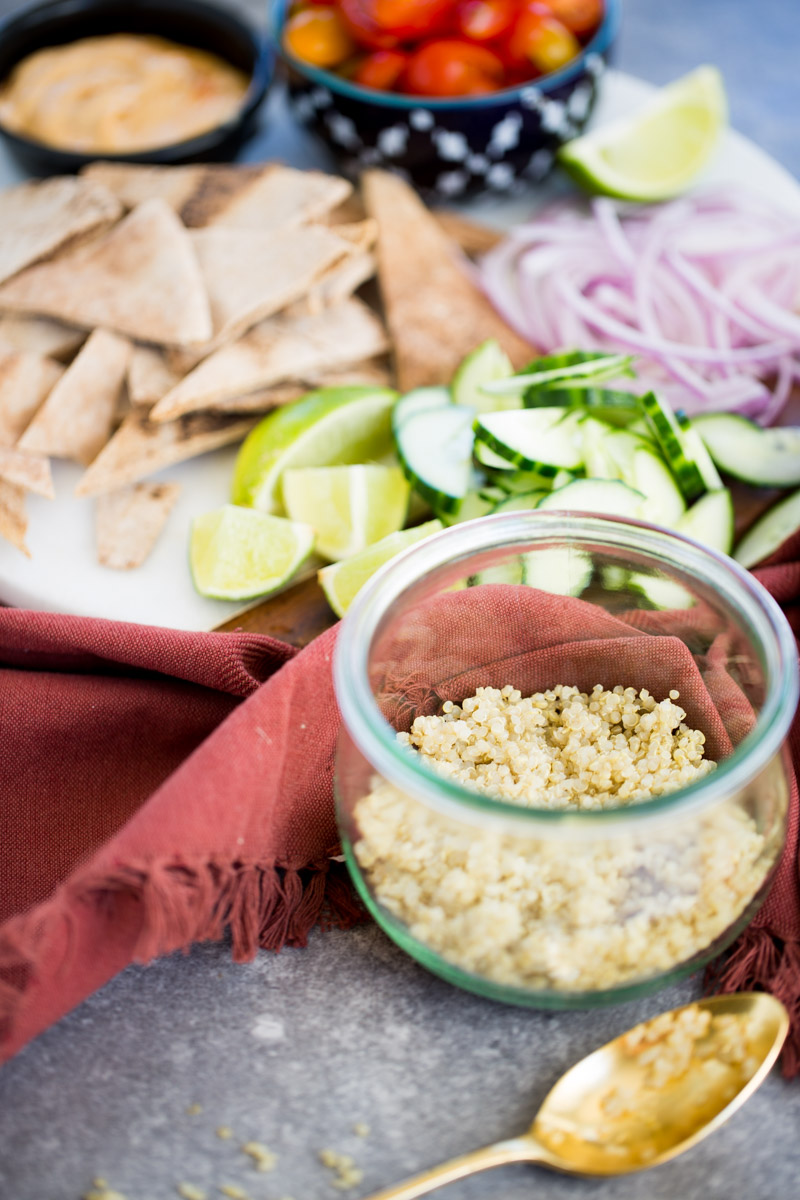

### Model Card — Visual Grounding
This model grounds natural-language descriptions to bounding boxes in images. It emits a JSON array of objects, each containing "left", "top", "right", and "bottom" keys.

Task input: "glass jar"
[{"left": 333, "top": 513, "right": 799, "bottom": 1007}]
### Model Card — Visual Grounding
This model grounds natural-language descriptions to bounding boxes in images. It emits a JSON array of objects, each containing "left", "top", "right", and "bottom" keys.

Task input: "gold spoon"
[{"left": 365, "top": 993, "right": 788, "bottom": 1200}]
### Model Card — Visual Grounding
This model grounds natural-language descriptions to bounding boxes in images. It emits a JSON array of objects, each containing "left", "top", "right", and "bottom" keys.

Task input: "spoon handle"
[{"left": 362, "top": 1137, "right": 539, "bottom": 1200}]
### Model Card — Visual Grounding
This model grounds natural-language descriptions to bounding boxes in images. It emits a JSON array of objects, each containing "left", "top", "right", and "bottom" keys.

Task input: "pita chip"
[
  {"left": 19, "top": 329, "right": 131, "bottom": 466},
  {"left": 329, "top": 219, "right": 378, "bottom": 251},
  {"left": 0, "top": 350, "right": 63, "bottom": 446},
  {"left": 82, "top": 162, "right": 352, "bottom": 231},
  {"left": 0, "top": 314, "right": 86, "bottom": 361},
  {"left": 190, "top": 222, "right": 351, "bottom": 344},
  {"left": 96, "top": 481, "right": 180, "bottom": 569},
  {"left": 362, "top": 170, "right": 533, "bottom": 391},
  {"left": 210, "top": 359, "right": 394, "bottom": 413},
  {"left": 150, "top": 299, "right": 389, "bottom": 422},
  {"left": 0, "top": 479, "right": 29, "bottom": 555},
  {"left": 434, "top": 210, "right": 505, "bottom": 257},
  {"left": 0, "top": 199, "right": 213, "bottom": 346},
  {"left": 0, "top": 445, "right": 54, "bottom": 498},
  {"left": 75, "top": 409, "right": 258, "bottom": 496},
  {"left": 0, "top": 176, "right": 122, "bottom": 287},
  {"left": 288, "top": 250, "right": 376, "bottom": 318},
  {"left": 127, "top": 344, "right": 184, "bottom": 408}
]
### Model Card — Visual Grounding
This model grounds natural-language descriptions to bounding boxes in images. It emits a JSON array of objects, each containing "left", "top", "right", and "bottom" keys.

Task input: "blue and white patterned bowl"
[{"left": 270, "top": 0, "right": 620, "bottom": 201}]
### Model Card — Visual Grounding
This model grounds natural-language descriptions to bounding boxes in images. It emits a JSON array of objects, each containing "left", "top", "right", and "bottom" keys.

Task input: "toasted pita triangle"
[
  {"left": 434, "top": 210, "right": 505, "bottom": 257},
  {"left": 362, "top": 170, "right": 532, "bottom": 391},
  {"left": 329, "top": 219, "right": 378, "bottom": 251},
  {"left": 0, "top": 314, "right": 86, "bottom": 361},
  {"left": 19, "top": 329, "right": 131, "bottom": 466},
  {"left": 0, "top": 350, "right": 63, "bottom": 446},
  {"left": 150, "top": 299, "right": 389, "bottom": 422},
  {"left": 96, "top": 481, "right": 180, "bottom": 569},
  {"left": 288, "top": 251, "right": 376, "bottom": 318},
  {"left": 0, "top": 199, "right": 213, "bottom": 346},
  {"left": 191, "top": 223, "right": 351, "bottom": 344},
  {"left": 0, "top": 479, "right": 29, "bottom": 555},
  {"left": 209, "top": 359, "right": 393, "bottom": 413},
  {"left": 75, "top": 410, "right": 258, "bottom": 496},
  {"left": 0, "top": 445, "right": 54, "bottom": 497},
  {"left": 82, "top": 163, "right": 352, "bottom": 231},
  {"left": 127, "top": 345, "right": 184, "bottom": 408},
  {"left": 0, "top": 176, "right": 122, "bottom": 287}
]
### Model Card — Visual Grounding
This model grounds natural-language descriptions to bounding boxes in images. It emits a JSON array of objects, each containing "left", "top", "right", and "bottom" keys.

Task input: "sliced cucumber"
[
  {"left": 639, "top": 391, "right": 707, "bottom": 502},
  {"left": 626, "top": 446, "right": 686, "bottom": 527},
  {"left": 676, "top": 416, "right": 723, "bottom": 491},
  {"left": 392, "top": 386, "right": 451, "bottom": 435},
  {"left": 692, "top": 413, "right": 800, "bottom": 489},
  {"left": 629, "top": 573, "right": 695, "bottom": 611},
  {"left": 522, "top": 548, "right": 593, "bottom": 597},
  {"left": 536, "top": 477, "right": 645, "bottom": 519},
  {"left": 491, "top": 490, "right": 547, "bottom": 513},
  {"left": 474, "top": 438, "right": 516, "bottom": 470},
  {"left": 530, "top": 386, "right": 641, "bottom": 428},
  {"left": 488, "top": 468, "right": 557, "bottom": 494},
  {"left": 551, "top": 469, "right": 579, "bottom": 490},
  {"left": 483, "top": 351, "right": 634, "bottom": 397},
  {"left": 395, "top": 403, "right": 475, "bottom": 514},
  {"left": 474, "top": 409, "right": 584, "bottom": 475},
  {"left": 442, "top": 488, "right": 496, "bottom": 525},
  {"left": 452, "top": 339, "right": 518, "bottom": 414},
  {"left": 675, "top": 489, "right": 734, "bottom": 554},
  {"left": 734, "top": 488, "right": 800, "bottom": 568},
  {"left": 581, "top": 417, "right": 621, "bottom": 479}
]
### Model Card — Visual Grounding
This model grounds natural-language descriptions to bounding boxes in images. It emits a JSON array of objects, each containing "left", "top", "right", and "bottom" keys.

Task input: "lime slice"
[
  {"left": 318, "top": 519, "right": 443, "bottom": 617},
  {"left": 231, "top": 386, "right": 399, "bottom": 513},
  {"left": 558, "top": 66, "right": 727, "bottom": 201},
  {"left": 190, "top": 505, "right": 314, "bottom": 601},
  {"left": 283, "top": 464, "right": 410, "bottom": 561}
]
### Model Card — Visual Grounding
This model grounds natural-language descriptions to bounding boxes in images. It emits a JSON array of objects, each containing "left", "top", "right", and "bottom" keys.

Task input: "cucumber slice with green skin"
[
  {"left": 551, "top": 469, "right": 579, "bottom": 490},
  {"left": 527, "top": 386, "right": 641, "bottom": 428},
  {"left": 487, "top": 468, "right": 557, "bottom": 494},
  {"left": 440, "top": 488, "right": 496, "bottom": 525},
  {"left": 482, "top": 352, "right": 635, "bottom": 397},
  {"left": 474, "top": 438, "right": 516, "bottom": 470},
  {"left": 491, "top": 490, "right": 548, "bottom": 513},
  {"left": 675, "top": 415, "right": 724, "bottom": 491},
  {"left": 734, "top": 488, "right": 800, "bottom": 568},
  {"left": 629, "top": 573, "right": 695, "bottom": 611},
  {"left": 451, "top": 339, "right": 519, "bottom": 414},
  {"left": 691, "top": 413, "right": 800, "bottom": 489},
  {"left": 392, "top": 386, "right": 452, "bottom": 435},
  {"left": 675, "top": 488, "right": 734, "bottom": 554},
  {"left": 639, "top": 390, "right": 707, "bottom": 502},
  {"left": 395, "top": 403, "right": 475, "bottom": 514},
  {"left": 626, "top": 446, "right": 686, "bottom": 527},
  {"left": 522, "top": 548, "right": 594, "bottom": 597},
  {"left": 581, "top": 418, "right": 624, "bottom": 480},
  {"left": 474, "top": 408, "right": 584, "bottom": 475},
  {"left": 627, "top": 417, "right": 657, "bottom": 443},
  {"left": 536, "top": 477, "right": 645, "bottom": 519}
]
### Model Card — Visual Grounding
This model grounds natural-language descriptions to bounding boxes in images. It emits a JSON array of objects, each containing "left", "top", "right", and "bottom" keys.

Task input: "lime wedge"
[
  {"left": 231, "top": 386, "right": 399, "bottom": 513},
  {"left": 190, "top": 505, "right": 314, "bottom": 601},
  {"left": 558, "top": 66, "right": 727, "bottom": 201},
  {"left": 318, "top": 519, "right": 443, "bottom": 617},
  {"left": 283, "top": 464, "right": 410, "bottom": 561}
]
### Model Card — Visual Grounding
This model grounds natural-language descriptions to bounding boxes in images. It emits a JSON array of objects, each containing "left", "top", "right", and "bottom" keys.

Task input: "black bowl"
[
  {"left": 272, "top": 0, "right": 621, "bottom": 201},
  {"left": 0, "top": 0, "right": 274, "bottom": 175}
]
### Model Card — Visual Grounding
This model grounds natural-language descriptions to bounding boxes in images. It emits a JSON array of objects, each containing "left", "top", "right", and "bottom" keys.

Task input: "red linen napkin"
[{"left": 1, "top": 543, "right": 798, "bottom": 1072}]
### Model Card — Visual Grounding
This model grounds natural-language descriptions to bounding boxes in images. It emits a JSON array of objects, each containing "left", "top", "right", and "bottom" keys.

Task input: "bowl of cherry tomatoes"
[{"left": 272, "top": 0, "right": 619, "bottom": 199}]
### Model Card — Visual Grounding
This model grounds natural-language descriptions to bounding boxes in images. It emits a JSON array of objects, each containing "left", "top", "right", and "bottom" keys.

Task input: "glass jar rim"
[{"left": 333, "top": 513, "right": 799, "bottom": 833}]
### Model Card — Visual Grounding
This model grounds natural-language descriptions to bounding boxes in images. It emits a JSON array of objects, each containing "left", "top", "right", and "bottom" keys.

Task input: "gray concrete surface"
[{"left": 1, "top": 2, "right": 799, "bottom": 1198}]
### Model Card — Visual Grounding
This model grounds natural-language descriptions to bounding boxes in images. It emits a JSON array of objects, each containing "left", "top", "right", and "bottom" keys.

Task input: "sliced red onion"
[{"left": 479, "top": 190, "right": 800, "bottom": 424}]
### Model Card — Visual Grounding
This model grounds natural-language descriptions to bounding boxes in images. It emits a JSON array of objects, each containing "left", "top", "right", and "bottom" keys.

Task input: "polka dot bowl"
[{"left": 270, "top": 0, "right": 620, "bottom": 201}]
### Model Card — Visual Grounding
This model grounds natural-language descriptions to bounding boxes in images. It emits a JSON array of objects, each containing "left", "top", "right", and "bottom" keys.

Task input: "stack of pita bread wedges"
[{"left": 0, "top": 161, "right": 530, "bottom": 582}]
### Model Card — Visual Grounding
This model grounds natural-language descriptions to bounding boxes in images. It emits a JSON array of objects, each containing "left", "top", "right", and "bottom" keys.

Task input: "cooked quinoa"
[{"left": 353, "top": 684, "right": 776, "bottom": 992}]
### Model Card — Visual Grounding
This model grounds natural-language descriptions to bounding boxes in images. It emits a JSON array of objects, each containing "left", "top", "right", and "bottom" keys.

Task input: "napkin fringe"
[
  {"left": 0, "top": 855, "right": 363, "bottom": 1052},
  {"left": 707, "top": 927, "right": 800, "bottom": 1078}
]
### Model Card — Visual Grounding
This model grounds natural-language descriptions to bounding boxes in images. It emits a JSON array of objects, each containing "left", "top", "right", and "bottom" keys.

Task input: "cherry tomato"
[
  {"left": 338, "top": 0, "right": 401, "bottom": 49},
  {"left": 503, "top": 4, "right": 580, "bottom": 73},
  {"left": 353, "top": 49, "right": 408, "bottom": 89},
  {"left": 541, "top": 0, "right": 603, "bottom": 37},
  {"left": 404, "top": 40, "right": 505, "bottom": 96},
  {"left": 370, "top": 0, "right": 455, "bottom": 39},
  {"left": 455, "top": 0, "right": 516, "bottom": 42},
  {"left": 284, "top": 6, "right": 356, "bottom": 66}
]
